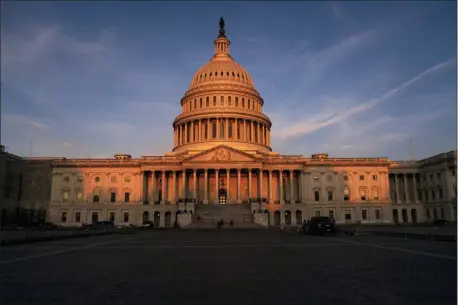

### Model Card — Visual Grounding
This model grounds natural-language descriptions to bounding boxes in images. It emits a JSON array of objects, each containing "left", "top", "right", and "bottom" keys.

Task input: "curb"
[
  {"left": 341, "top": 230, "right": 457, "bottom": 242},
  {"left": 0, "top": 230, "right": 123, "bottom": 246}
]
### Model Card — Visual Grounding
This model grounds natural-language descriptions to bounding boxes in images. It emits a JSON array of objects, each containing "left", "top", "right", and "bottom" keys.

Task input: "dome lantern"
[{"left": 214, "top": 17, "right": 231, "bottom": 59}]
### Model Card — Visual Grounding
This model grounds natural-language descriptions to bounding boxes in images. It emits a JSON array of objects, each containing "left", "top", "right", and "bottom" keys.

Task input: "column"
[
  {"left": 226, "top": 169, "right": 230, "bottom": 203},
  {"left": 199, "top": 120, "right": 202, "bottom": 141},
  {"left": 248, "top": 169, "right": 252, "bottom": 199},
  {"left": 385, "top": 173, "right": 391, "bottom": 201},
  {"left": 151, "top": 171, "right": 156, "bottom": 203},
  {"left": 290, "top": 170, "right": 294, "bottom": 203},
  {"left": 395, "top": 174, "right": 400, "bottom": 203},
  {"left": 184, "top": 123, "right": 188, "bottom": 144},
  {"left": 251, "top": 121, "right": 254, "bottom": 143},
  {"left": 190, "top": 121, "right": 194, "bottom": 143},
  {"left": 215, "top": 169, "right": 219, "bottom": 204},
  {"left": 259, "top": 169, "right": 263, "bottom": 199},
  {"left": 257, "top": 123, "right": 260, "bottom": 144},
  {"left": 300, "top": 171, "right": 306, "bottom": 203},
  {"left": 237, "top": 169, "right": 241, "bottom": 203},
  {"left": 404, "top": 174, "right": 410, "bottom": 203},
  {"left": 225, "top": 118, "right": 229, "bottom": 140},
  {"left": 182, "top": 170, "right": 186, "bottom": 199},
  {"left": 172, "top": 171, "right": 176, "bottom": 203},
  {"left": 268, "top": 170, "right": 273, "bottom": 204},
  {"left": 161, "top": 171, "right": 166, "bottom": 204},
  {"left": 193, "top": 170, "right": 197, "bottom": 200},
  {"left": 204, "top": 169, "right": 208, "bottom": 204},
  {"left": 216, "top": 118, "right": 220, "bottom": 140},
  {"left": 243, "top": 120, "right": 247, "bottom": 141},
  {"left": 413, "top": 174, "right": 418, "bottom": 202},
  {"left": 279, "top": 170, "right": 284, "bottom": 204}
]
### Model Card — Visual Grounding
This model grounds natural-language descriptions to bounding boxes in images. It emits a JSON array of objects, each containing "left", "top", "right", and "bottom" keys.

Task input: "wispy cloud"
[
  {"left": 2, "top": 114, "right": 51, "bottom": 130},
  {"left": 273, "top": 57, "right": 456, "bottom": 139}
]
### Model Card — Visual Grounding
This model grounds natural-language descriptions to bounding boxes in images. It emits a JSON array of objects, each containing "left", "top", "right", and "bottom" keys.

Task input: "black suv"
[{"left": 303, "top": 217, "right": 336, "bottom": 235}]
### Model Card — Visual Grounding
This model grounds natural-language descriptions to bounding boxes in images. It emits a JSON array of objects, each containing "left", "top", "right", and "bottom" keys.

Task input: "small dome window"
[
  {"left": 232, "top": 72, "right": 235, "bottom": 76},
  {"left": 226, "top": 71, "right": 229, "bottom": 76},
  {"left": 237, "top": 73, "right": 240, "bottom": 77},
  {"left": 242, "top": 74, "right": 245, "bottom": 79},
  {"left": 204, "top": 73, "right": 207, "bottom": 78},
  {"left": 209, "top": 72, "right": 212, "bottom": 76}
]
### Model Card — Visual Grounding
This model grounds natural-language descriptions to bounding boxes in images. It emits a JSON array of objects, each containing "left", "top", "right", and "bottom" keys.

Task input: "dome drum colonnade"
[{"left": 172, "top": 18, "right": 272, "bottom": 154}]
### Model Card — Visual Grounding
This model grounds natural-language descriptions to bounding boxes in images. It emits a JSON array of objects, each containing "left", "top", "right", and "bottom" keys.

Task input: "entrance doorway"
[{"left": 219, "top": 189, "right": 227, "bottom": 205}]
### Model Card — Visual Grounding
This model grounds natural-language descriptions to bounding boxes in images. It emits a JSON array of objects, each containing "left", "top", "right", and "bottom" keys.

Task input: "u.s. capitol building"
[{"left": 40, "top": 20, "right": 456, "bottom": 228}]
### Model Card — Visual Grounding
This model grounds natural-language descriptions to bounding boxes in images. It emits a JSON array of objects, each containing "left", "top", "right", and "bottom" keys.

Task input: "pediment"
[{"left": 184, "top": 145, "right": 259, "bottom": 162}]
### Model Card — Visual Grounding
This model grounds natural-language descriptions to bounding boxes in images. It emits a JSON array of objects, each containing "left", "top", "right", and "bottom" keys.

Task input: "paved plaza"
[{"left": 1, "top": 229, "right": 456, "bottom": 305}]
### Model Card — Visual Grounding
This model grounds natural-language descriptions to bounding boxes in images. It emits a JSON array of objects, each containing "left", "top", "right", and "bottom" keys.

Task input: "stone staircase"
[{"left": 184, "top": 203, "right": 262, "bottom": 229}]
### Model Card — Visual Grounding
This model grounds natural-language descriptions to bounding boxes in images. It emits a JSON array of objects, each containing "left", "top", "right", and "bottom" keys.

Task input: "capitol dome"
[{"left": 172, "top": 18, "right": 272, "bottom": 155}]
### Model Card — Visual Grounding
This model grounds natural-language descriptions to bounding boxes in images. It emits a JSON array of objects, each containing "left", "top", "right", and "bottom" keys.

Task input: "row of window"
[
  {"left": 61, "top": 211, "right": 131, "bottom": 223},
  {"left": 312, "top": 209, "right": 381, "bottom": 220},
  {"left": 393, "top": 186, "right": 457, "bottom": 202},
  {"left": 182, "top": 95, "right": 261, "bottom": 112},
  {"left": 313, "top": 188, "right": 379, "bottom": 201},
  {"left": 176, "top": 120, "right": 268, "bottom": 144},
  {"left": 314, "top": 174, "right": 379, "bottom": 182},
  {"left": 63, "top": 176, "right": 132, "bottom": 183},
  {"left": 194, "top": 69, "right": 251, "bottom": 84},
  {"left": 61, "top": 190, "right": 132, "bottom": 203}
]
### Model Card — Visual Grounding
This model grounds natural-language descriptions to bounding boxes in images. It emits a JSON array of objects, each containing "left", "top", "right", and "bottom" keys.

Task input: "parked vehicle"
[
  {"left": 30, "top": 222, "right": 61, "bottom": 230},
  {"left": 304, "top": 217, "right": 336, "bottom": 235},
  {"left": 141, "top": 221, "right": 155, "bottom": 228},
  {"left": 433, "top": 219, "right": 450, "bottom": 227}
]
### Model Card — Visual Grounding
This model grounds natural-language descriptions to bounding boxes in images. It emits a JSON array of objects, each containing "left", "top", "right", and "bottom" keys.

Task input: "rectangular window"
[
  {"left": 375, "top": 209, "right": 381, "bottom": 220},
  {"left": 194, "top": 99, "right": 197, "bottom": 109},
  {"left": 373, "top": 190, "right": 379, "bottom": 200},
  {"left": 200, "top": 98, "right": 202, "bottom": 108},
  {"left": 76, "top": 191, "right": 83, "bottom": 201},
  {"left": 327, "top": 191, "right": 333, "bottom": 201},
  {"left": 237, "top": 124, "right": 240, "bottom": 139},
  {"left": 212, "top": 123, "right": 217, "bottom": 138},
  {"left": 220, "top": 96, "right": 224, "bottom": 106},
  {"left": 362, "top": 210, "right": 367, "bottom": 220},
  {"left": 360, "top": 175, "right": 365, "bottom": 181},
  {"left": 228, "top": 96, "right": 231, "bottom": 106},
  {"left": 213, "top": 96, "right": 216, "bottom": 106},
  {"left": 235, "top": 96, "right": 238, "bottom": 107},
  {"left": 426, "top": 209, "right": 430, "bottom": 219},
  {"left": 345, "top": 211, "right": 351, "bottom": 220},
  {"left": 93, "top": 195, "right": 99, "bottom": 203},
  {"left": 440, "top": 208, "right": 445, "bottom": 219},
  {"left": 63, "top": 176, "right": 69, "bottom": 182},
  {"left": 314, "top": 191, "right": 320, "bottom": 201},
  {"left": 111, "top": 176, "right": 117, "bottom": 183},
  {"left": 62, "top": 191, "right": 69, "bottom": 203},
  {"left": 123, "top": 212, "right": 129, "bottom": 223},
  {"left": 343, "top": 175, "right": 348, "bottom": 181},
  {"left": 77, "top": 176, "right": 83, "bottom": 182},
  {"left": 110, "top": 192, "right": 116, "bottom": 203},
  {"left": 206, "top": 97, "right": 209, "bottom": 107},
  {"left": 125, "top": 177, "right": 131, "bottom": 183},
  {"left": 254, "top": 125, "right": 258, "bottom": 142},
  {"left": 372, "top": 175, "right": 377, "bottom": 181},
  {"left": 61, "top": 212, "right": 67, "bottom": 222},
  {"left": 315, "top": 210, "right": 321, "bottom": 217},
  {"left": 432, "top": 190, "right": 435, "bottom": 200},
  {"left": 329, "top": 210, "right": 334, "bottom": 218},
  {"left": 92, "top": 212, "right": 99, "bottom": 224},
  {"left": 110, "top": 212, "right": 115, "bottom": 222},
  {"left": 439, "top": 189, "right": 443, "bottom": 199},
  {"left": 124, "top": 192, "right": 130, "bottom": 203},
  {"left": 75, "top": 212, "right": 81, "bottom": 223},
  {"left": 242, "top": 98, "right": 245, "bottom": 108},
  {"left": 327, "top": 175, "right": 332, "bottom": 182},
  {"left": 433, "top": 208, "right": 437, "bottom": 219},
  {"left": 360, "top": 190, "right": 366, "bottom": 201},
  {"left": 248, "top": 100, "right": 251, "bottom": 109}
]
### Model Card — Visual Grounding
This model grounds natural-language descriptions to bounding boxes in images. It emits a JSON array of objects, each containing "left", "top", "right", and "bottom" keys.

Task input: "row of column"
[
  {"left": 392, "top": 173, "right": 419, "bottom": 204},
  {"left": 146, "top": 169, "right": 298, "bottom": 204},
  {"left": 174, "top": 118, "right": 271, "bottom": 147}
]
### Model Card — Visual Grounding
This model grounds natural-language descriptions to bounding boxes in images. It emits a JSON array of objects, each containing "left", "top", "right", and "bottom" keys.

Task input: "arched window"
[
  {"left": 235, "top": 97, "right": 239, "bottom": 107},
  {"left": 199, "top": 98, "right": 202, "bottom": 108},
  {"left": 228, "top": 96, "right": 231, "bottom": 106},
  {"left": 248, "top": 99, "right": 251, "bottom": 109},
  {"left": 242, "top": 98, "right": 245, "bottom": 108},
  {"left": 220, "top": 121, "right": 225, "bottom": 139},
  {"left": 327, "top": 190, "right": 333, "bottom": 201},
  {"left": 360, "top": 189, "right": 366, "bottom": 201},
  {"left": 194, "top": 99, "right": 196, "bottom": 110},
  {"left": 212, "top": 122, "right": 216, "bottom": 138},
  {"left": 93, "top": 188, "right": 100, "bottom": 203},
  {"left": 213, "top": 96, "right": 216, "bottom": 106},
  {"left": 220, "top": 96, "right": 224, "bottom": 106},
  {"left": 206, "top": 97, "right": 209, "bottom": 107}
]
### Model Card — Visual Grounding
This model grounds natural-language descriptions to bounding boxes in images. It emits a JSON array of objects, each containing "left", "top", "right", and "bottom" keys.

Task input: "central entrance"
[{"left": 219, "top": 189, "right": 227, "bottom": 205}]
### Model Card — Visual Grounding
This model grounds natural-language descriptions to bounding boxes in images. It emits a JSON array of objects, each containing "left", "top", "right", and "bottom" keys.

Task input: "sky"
[{"left": 1, "top": 1, "right": 456, "bottom": 160}]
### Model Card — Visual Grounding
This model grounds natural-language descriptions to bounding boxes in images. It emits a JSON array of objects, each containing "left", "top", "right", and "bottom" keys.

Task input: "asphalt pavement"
[{"left": 1, "top": 229, "right": 456, "bottom": 305}]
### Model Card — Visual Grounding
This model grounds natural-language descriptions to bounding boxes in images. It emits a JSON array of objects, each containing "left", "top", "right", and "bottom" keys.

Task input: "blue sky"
[{"left": 1, "top": 1, "right": 456, "bottom": 160}]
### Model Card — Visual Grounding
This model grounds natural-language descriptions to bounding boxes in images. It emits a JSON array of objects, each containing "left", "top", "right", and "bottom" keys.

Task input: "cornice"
[{"left": 173, "top": 109, "right": 272, "bottom": 127}]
